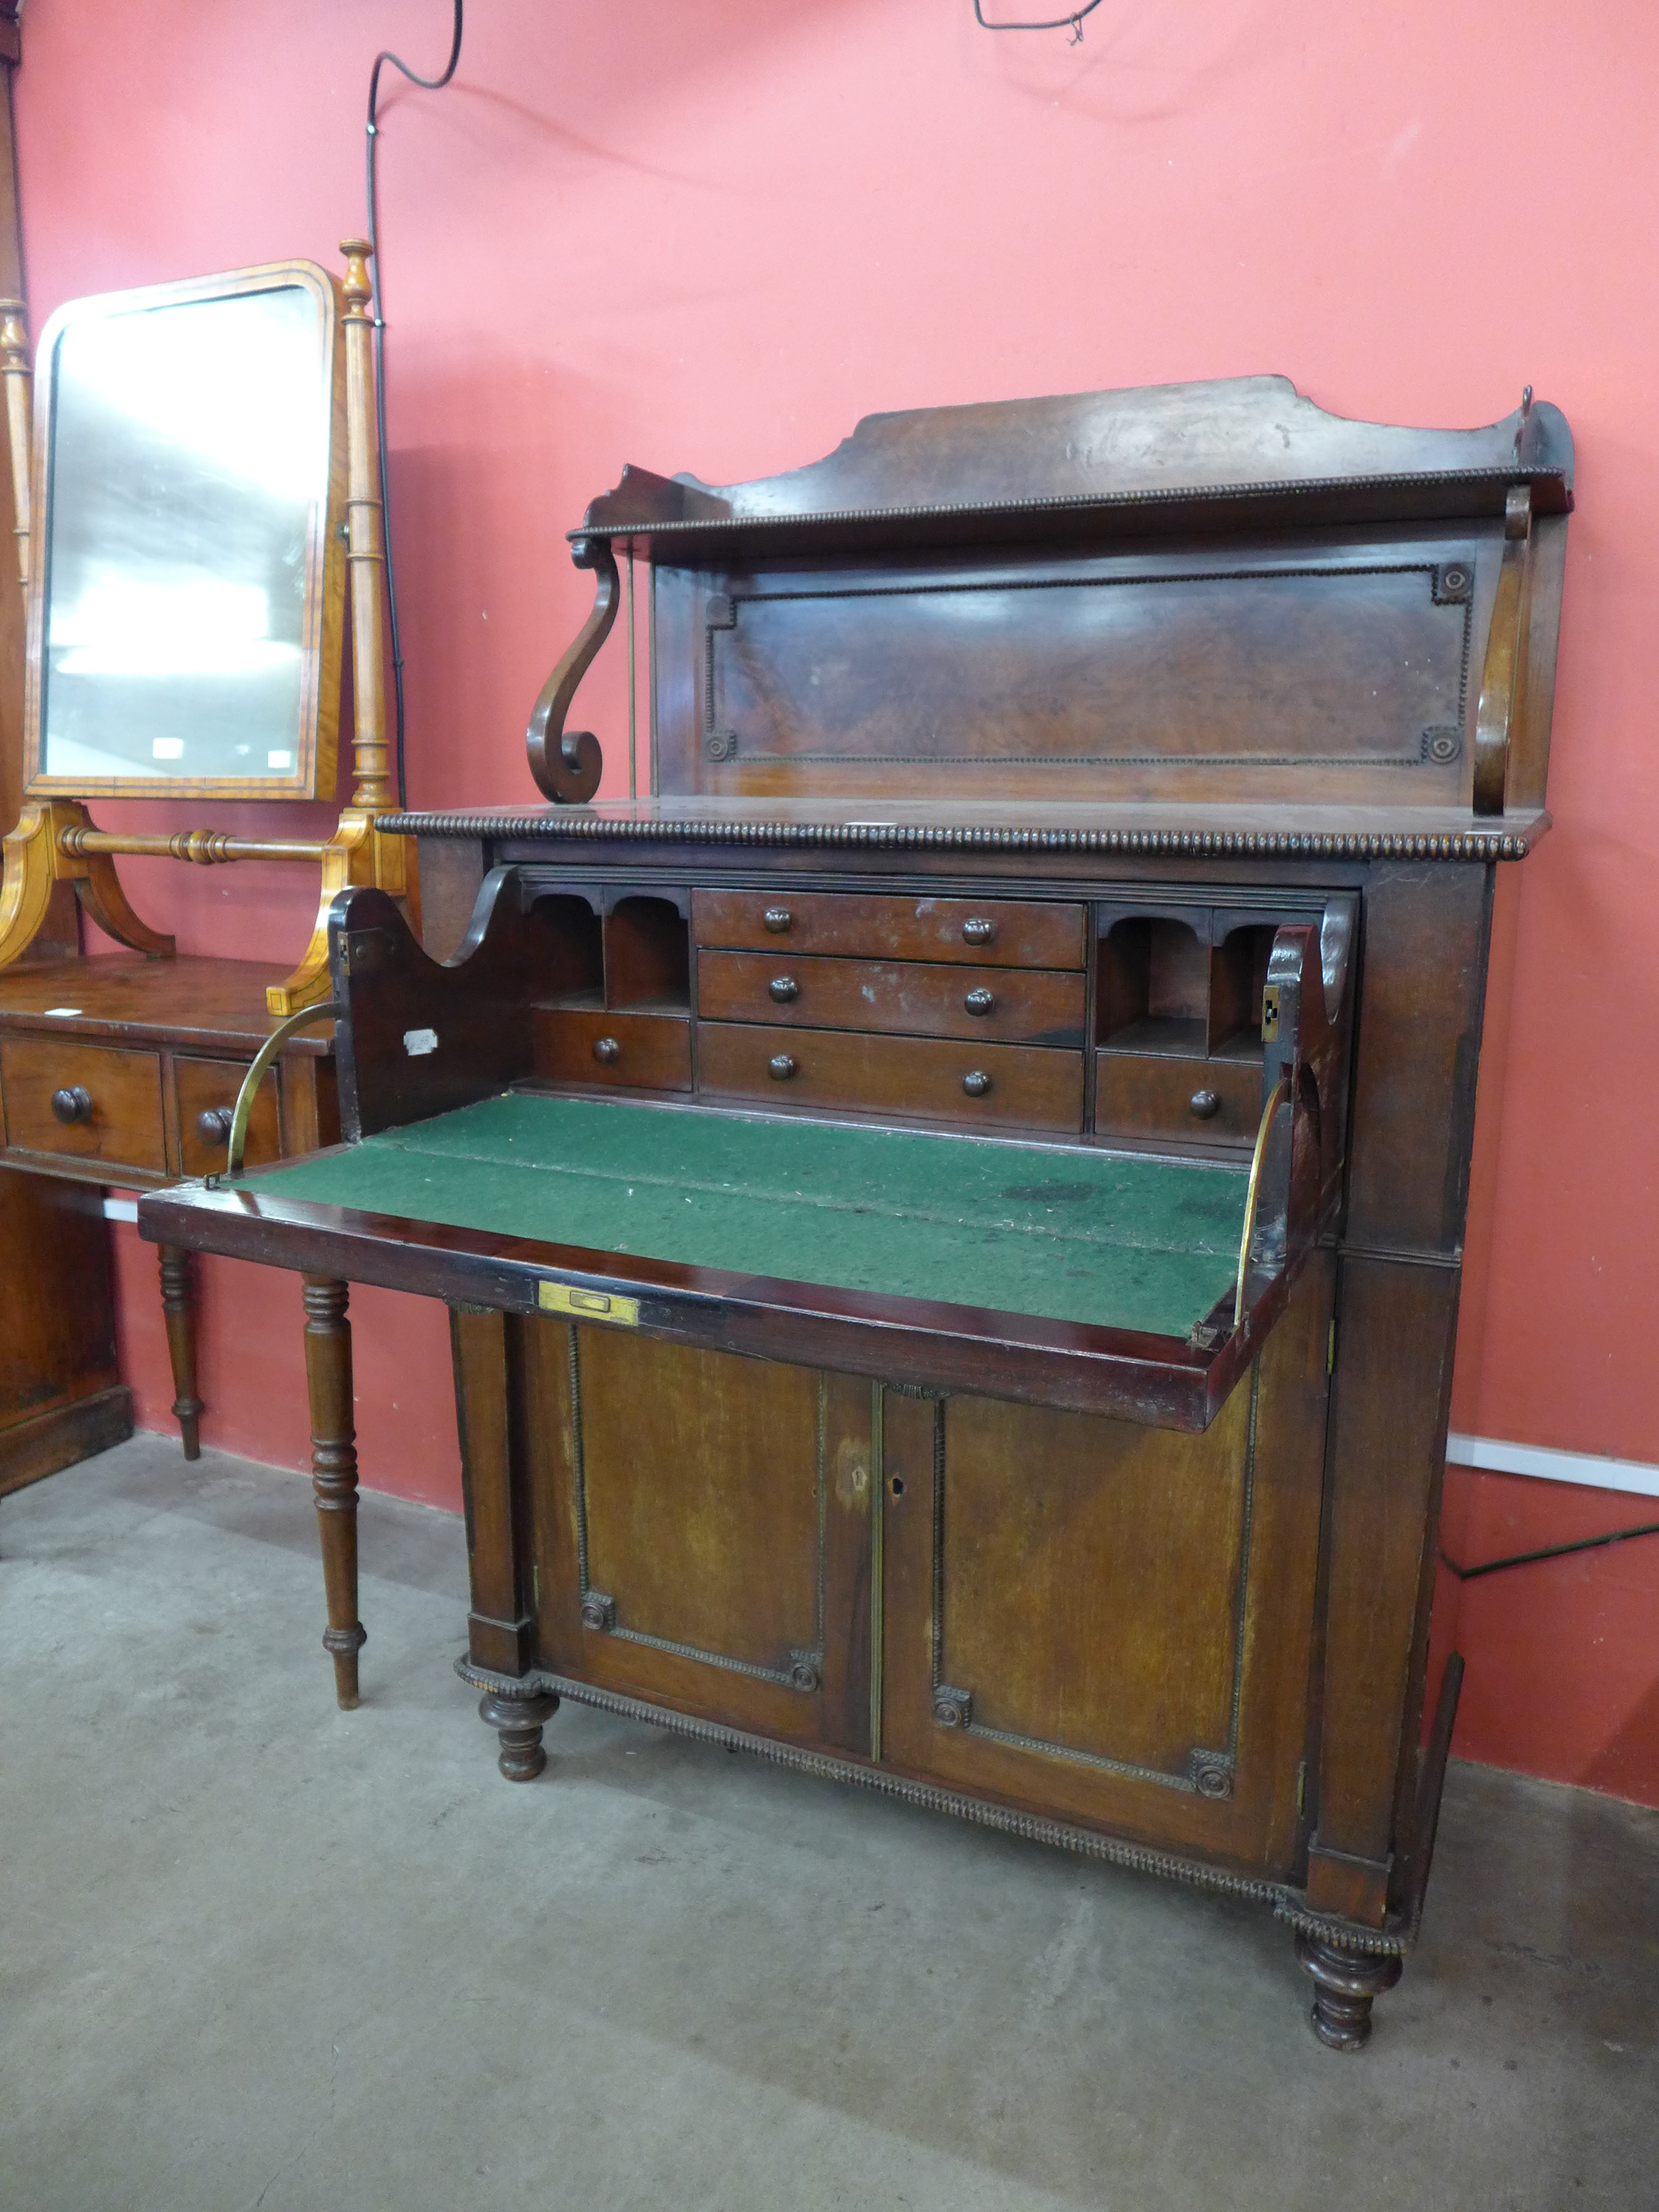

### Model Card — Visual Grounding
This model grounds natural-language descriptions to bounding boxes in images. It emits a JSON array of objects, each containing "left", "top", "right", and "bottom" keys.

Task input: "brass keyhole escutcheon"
[
  {"left": 768, "top": 976, "right": 799, "bottom": 1003},
  {"left": 592, "top": 1036, "right": 620, "bottom": 1064},
  {"left": 763, "top": 907, "right": 792, "bottom": 934}
]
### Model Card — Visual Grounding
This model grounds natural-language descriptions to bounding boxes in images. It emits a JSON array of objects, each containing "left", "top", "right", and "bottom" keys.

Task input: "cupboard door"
[
  {"left": 879, "top": 1252, "right": 1334, "bottom": 1874},
  {"left": 528, "top": 1320, "right": 874, "bottom": 1754}
]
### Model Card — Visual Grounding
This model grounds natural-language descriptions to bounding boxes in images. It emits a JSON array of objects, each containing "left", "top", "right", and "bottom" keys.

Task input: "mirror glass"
[{"left": 37, "top": 282, "right": 330, "bottom": 787}]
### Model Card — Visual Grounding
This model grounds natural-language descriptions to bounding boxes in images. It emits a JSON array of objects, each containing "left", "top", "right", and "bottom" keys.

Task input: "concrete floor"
[{"left": 2, "top": 1436, "right": 1654, "bottom": 2212}]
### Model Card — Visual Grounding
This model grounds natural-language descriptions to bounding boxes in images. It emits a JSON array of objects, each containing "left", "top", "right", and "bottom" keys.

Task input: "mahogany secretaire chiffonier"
[{"left": 140, "top": 374, "right": 1571, "bottom": 2047}]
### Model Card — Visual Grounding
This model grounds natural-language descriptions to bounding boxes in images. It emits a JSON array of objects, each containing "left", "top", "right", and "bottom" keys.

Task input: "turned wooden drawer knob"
[
  {"left": 592, "top": 1036, "right": 620, "bottom": 1064},
  {"left": 768, "top": 976, "right": 799, "bottom": 1003},
  {"left": 961, "top": 917, "right": 997, "bottom": 945},
  {"left": 769, "top": 1053, "right": 797, "bottom": 1081},
  {"left": 964, "top": 987, "right": 995, "bottom": 1016},
  {"left": 763, "top": 907, "right": 792, "bottom": 934},
  {"left": 962, "top": 1070, "right": 993, "bottom": 1098},
  {"left": 50, "top": 1085, "right": 92, "bottom": 1125},
  {"left": 197, "top": 1107, "right": 235, "bottom": 1145},
  {"left": 1189, "top": 1089, "right": 1221, "bottom": 1121}
]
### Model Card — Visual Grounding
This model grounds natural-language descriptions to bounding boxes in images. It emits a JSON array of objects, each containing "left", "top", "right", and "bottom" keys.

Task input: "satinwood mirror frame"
[{"left": 22, "top": 260, "right": 348, "bottom": 804}]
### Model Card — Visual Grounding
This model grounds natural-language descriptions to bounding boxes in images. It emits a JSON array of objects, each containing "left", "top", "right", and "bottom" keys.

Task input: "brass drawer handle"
[
  {"left": 768, "top": 976, "right": 799, "bottom": 1003},
  {"left": 197, "top": 1107, "right": 235, "bottom": 1145},
  {"left": 961, "top": 917, "right": 997, "bottom": 945},
  {"left": 592, "top": 1036, "right": 620, "bottom": 1064},
  {"left": 1189, "top": 1089, "right": 1221, "bottom": 1121},
  {"left": 964, "top": 987, "right": 995, "bottom": 1016},
  {"left": 962, "top": 1070, "right": 992, "bottom": 1098},
  {"left": 769, "top": 1053, "right": 797, "bottom": 1081},
  {"left": 50, "top": 1085, "right": 92, "bottom": 1125},
  {"left": 763, "top": 907, "right": 792, "bottom": 934}
]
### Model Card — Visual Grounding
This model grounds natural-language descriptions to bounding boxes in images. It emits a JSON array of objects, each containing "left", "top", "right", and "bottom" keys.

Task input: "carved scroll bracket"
[
  {"left": 1472, "top": 484, "right": 1534, "bottom": 816},
  {"left": 527, "top": 535, "right": 615, "bottom": 804}
]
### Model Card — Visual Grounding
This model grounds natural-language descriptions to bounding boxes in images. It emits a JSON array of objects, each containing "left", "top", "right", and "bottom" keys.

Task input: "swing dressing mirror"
[{"left": 24, "top": 261, "right": 346, "bottom": 800}]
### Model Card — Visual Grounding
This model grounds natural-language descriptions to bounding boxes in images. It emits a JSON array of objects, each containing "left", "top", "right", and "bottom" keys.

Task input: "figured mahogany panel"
[
  {"left": 932, "top": 1384, "right": 1253, "bottom": 1779},
  {"left": 697, "top": 1021, "right": 1083, "bottom": 1132},
  {"left": 697, "top": 949, "right": 1084, "bottom": 1046},
  {"left": 577, "top": 1330, "right": 825, "bottom": 1676},
  {"left": 1, "top": 1034, "right": 166, "bottom": 1173},
  {"left": 702, "top": 560, "right": 1472, "bottom": 783},
  {"left": 693, "top": 888, "right": 1084, "bottom": 968}
]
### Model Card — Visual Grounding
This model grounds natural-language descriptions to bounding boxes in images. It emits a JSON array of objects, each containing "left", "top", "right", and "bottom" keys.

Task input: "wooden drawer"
[
  {"left": 697, "top": 950, "right": 1085, "bottom": 1047},
  {"left": 175, "top": 1056, "right": 281, "bottom": 1179},
  {"left": 1094, "top": 1051, "right": 1264, "bottom": 1147},
  {"left": 0, "top": 1036, "right": 166, "bottom": 1174},
  {"left": 693, "top": 889, "right": 1085, "bottom": 970},
  {"left": 699, "top": 1022, "right": 1082, "bottom": 1131},
  {"left": 533, "top": 1008, "right": 692, "bottom": 1092}
]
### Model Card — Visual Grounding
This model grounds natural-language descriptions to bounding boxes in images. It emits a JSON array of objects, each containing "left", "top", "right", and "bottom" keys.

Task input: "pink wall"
[{"left": 16, "top": 0, "right": 1658, "bottom": 1801}]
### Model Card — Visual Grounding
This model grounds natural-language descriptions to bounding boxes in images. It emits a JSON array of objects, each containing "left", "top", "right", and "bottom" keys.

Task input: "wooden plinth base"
[{"left": 0, "top": 1384, "right": 133, "bottom": 1503}]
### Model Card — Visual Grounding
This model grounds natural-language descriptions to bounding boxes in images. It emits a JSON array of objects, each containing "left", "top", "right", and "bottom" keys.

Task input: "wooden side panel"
[
  {"left": 1310, "top": 1253, "right": 1460, "bottom": 1921},
  {"left": 1346, "top": 863, "right": 1491, "bottom": 1256},
  {"left": 0, "top": 1167, "right": 130, "bottom": 1498}
]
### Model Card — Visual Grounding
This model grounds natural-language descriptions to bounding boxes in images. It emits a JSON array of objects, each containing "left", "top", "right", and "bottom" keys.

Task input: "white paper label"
[{"left": 403, "top": 1027, "right": 439, "bottom": 1057}]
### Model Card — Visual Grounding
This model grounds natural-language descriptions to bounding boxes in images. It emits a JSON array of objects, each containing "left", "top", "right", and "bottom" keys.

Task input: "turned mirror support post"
[
  {"left": 301, "top": 1275, "right": 366, "bottom": 1708},
  {"left": 267, "top": 237, "right": 417, "bottom": 1016},
  {"left": 157, "top": 1245, "right": 203, "bottom": 1461}
]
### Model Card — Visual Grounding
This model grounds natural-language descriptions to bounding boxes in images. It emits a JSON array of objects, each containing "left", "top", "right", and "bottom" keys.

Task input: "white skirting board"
[
  {"left": 1446, "top": 1432, "right": 1659, "bottom": 1501},
  {"left": 90, "top": 1186, "right": 1659, "bottom": 1501}
]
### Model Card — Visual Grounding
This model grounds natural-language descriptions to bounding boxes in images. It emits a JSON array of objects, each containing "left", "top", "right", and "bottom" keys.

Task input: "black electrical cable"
[
  {"left": 1440, "top": 1519, "right": 1659, "bottom": 1582},
  {"left": 974, "top": 0, "right": 1105, "bottom": 39},
  {"left": 365, "top": 1, "right": 464, "bottom": 810}
]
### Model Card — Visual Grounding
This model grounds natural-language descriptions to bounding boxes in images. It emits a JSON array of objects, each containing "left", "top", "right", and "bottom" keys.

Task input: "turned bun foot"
[
  {"left": 1295, "top": 1931, "right": 1404, "bottom": 2051},
  {"left": 478, "top": 1688, "right": 560, "bottom": 1782},
  {"left": 323, "top": 1620, "right": 368, "bottom": 1710}
]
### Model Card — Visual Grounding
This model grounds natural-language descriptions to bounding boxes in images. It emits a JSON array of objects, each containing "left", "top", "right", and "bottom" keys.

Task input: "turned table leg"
[
  {"left": 1295, "top": 1931, "right": 1404, "bottom": 2050},
  {"left": 477, "top": 1686, "right": 560, "bottom": 1782},
  {"left": 158, "top": 1245, "right": 204, "bottom": 1461},
  {"left": 301, "top": 1276, "right": 367, "bottom": 1709}
]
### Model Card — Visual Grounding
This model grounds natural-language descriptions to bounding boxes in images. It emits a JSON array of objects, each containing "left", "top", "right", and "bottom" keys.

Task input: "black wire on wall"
[
  {"left": 974, "top": 0, "right": 1104, "bottom": 40},
  {"left": 365, "top": 2, "right": 464, "bottom": 810}
]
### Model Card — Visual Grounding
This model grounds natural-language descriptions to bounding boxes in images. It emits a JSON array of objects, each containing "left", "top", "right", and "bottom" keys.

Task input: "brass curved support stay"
[
  {"left": 1234, "top": 1076, "right": 1292, "bottom": 1330},
  {"left": 526, "top": 534, "right": 616, "bottom": 804},
  {"left": 219, "top": 999, "right": 344, "bottom": 1181},
  {"left": 1472, "top": 483, "right": 1533, "bottom": 817}
]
